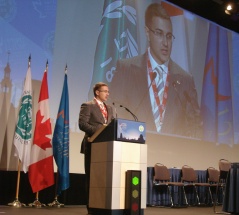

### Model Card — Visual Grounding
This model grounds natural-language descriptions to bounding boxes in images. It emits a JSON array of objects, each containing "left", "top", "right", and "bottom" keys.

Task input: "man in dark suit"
[
  {"left": 79, "top": 82, "right": 114, "bottom": 214},
  {"left": 110, "top": 3, "right": 202, "bottom": 138}
]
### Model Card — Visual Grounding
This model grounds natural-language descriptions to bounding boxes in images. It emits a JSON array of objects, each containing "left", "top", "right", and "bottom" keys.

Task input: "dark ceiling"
[{"left": 165, "top": 0, "right": 239, "bottom": 33}]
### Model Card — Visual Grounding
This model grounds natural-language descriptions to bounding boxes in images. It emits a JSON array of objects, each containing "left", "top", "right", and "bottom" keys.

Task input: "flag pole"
[
  {"left": 8, "top": 55, "right": 32, "bottom": 207},
  {"left": 8, "top": 160, "right": 26, "bottom": 207},
  {"left": 48, "top": 169, "right": 64, "bottom": 207},
  {"left": 28, "top": 59, "right": 49, "bottom": 208},
  {"left": 48, "top": 64, "right": 68, "bottom": 208},
  {"left": 28, "top": 191, "right": 46, "bottom": 208}
]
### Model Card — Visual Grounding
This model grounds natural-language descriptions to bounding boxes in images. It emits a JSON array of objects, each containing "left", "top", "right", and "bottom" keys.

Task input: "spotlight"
[
  {"left": 226, "top": 4, "right": 233, "bottom": 10},
  {"left": 225, "top": 1, "right": 236, "bottom": 15},
  {"left": 224, "top": 0, "right": 238, "bottom": 15}
]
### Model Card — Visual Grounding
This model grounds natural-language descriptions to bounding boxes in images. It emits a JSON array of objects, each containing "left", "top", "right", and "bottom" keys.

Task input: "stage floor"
[{"left": 0, "top": 205, "right": 224, "bottom": 215}]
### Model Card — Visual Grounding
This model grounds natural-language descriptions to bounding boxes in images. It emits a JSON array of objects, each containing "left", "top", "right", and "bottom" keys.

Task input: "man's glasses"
[
  {"left": 147, "top": 27, "right": 175, "bottom": 42},
  {"left": 99, "top": 90, "right": 109, "bottom": 94}
]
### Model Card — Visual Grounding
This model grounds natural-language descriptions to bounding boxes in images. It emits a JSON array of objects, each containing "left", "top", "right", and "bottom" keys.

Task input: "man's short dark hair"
[
  {"left": 93, "top": 82, "right": 108, "bottom": 97},
  {"left": 145, "top": 3, "right": 171, "bottom": 27}
]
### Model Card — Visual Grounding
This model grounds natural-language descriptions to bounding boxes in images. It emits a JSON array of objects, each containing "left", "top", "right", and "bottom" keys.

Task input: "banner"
[
  {"left": 201, "top": 23, "right": 234, "bottom": 145},
  {"left": 232, "top": 33, "right": 239, "bottom": 144},
  {"left": 52, "top": 72, "right": 70, "bottom": 195},
  {"left": 28, "top": 68, "right": 54, "bottom": 193},
  {"left": 14, "top": 65, "right": 32, "bottom": 173},
  {"left": 88, "top": 0, "right": 138, "bottom": 99}
]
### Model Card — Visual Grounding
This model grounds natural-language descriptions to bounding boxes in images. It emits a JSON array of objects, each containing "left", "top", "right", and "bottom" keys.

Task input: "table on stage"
[{"left": 222, "top": 162, "right": 239, "bottom": 214}]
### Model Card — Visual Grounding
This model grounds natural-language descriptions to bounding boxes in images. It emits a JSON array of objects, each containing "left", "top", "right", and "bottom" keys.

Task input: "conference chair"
[
  {"left": 213, "top": 159, "right": 231, "bottom": 214},
  {"left": 181, "top": 165, "right": 210, "bottom": 206},
  {"left": 153, "top": 163, "right": 186, "bottom": 207},
  {"left": 207, "top": 167, "right": 220, "bottom": 205}
]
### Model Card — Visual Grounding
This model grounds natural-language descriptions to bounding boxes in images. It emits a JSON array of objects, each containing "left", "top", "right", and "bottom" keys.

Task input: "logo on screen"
[{"left": 139, "top": 125, "right": 144, "bottom": 133}]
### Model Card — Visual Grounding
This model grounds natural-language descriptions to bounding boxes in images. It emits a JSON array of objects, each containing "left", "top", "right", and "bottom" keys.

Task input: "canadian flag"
[{"left": 28, "top": 68, "right": 54, "bottom": 193}]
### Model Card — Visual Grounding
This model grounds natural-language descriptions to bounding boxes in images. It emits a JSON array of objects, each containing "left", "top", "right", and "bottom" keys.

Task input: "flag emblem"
[{"left": 15, "top": 95, "right": 32, "bottom": 141}]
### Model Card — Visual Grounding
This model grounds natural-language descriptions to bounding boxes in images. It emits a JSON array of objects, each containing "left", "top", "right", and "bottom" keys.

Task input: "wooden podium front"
[{"left": 89, "top": 119, "right": 147, "bottom": 215}]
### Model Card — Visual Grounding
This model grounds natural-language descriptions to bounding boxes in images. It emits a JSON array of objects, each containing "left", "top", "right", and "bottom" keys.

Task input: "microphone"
[
  {"left": 135, "top": 72, "right": 157, "bottom": 112},
  {"left": 119, "top": 105, "right": 138, "bottom": 121},
  {"left": 112, "top": 102, "right": 118, "bottom": 118}
]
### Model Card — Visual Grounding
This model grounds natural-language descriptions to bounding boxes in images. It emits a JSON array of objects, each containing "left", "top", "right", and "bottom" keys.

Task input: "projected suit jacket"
[
  {"left": 79, "top": 99, "right": 114, "bottom": 154},
  {"left": 110, "top": 53, "right": 202, "bottom": 139}
]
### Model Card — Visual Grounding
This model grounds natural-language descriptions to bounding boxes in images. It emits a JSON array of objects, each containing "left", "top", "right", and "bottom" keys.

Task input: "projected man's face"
[{"left": 146, "top": 16, "right": 173, "bottom": 65}]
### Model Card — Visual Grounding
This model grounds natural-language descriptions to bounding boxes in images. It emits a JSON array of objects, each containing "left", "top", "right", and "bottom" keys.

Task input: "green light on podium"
[{"left": 132, "top": 176, "right": 139, "bottom": 186}]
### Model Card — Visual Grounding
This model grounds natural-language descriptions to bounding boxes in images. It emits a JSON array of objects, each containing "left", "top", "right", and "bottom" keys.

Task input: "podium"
[{"left": 89, "top": 119, "right": 147, "bottom": 215}]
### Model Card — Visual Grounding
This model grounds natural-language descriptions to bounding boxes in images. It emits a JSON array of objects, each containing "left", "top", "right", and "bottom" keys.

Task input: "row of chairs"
[{"left": 153, "top": 159, "right": 231, "bottom": 210}]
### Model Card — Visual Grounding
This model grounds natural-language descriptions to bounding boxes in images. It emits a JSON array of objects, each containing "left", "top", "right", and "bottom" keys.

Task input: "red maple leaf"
[{"left": 33, "top": 111, "right": 52, "bottom": 150}]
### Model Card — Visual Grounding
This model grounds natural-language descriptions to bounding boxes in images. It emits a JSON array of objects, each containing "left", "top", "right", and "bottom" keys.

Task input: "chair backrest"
[
  {"left": 207, "top": 167, "right": 219, "bottom": 183},
  {"left": 181, "top": 165, "right": 197, "bottom": 182},
  {"left": 218, "top": 159, "right": 231, "bottom": 181},
  {"left": 154, "top": 163, "right": 171, "bottom": 181}
]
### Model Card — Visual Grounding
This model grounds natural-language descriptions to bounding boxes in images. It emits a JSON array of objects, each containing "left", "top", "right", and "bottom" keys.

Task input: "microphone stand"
[
  {"left": 112, "top": 102, "right": 118, "bottom": 118},
  {"left": 120, "top": 105, "right": 138, "bottom": 121}
]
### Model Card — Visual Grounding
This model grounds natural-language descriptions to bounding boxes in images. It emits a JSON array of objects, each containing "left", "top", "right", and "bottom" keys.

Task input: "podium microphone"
[
  {"left": 119, "top": 105, "right": 138, "bottom": 121},
  {"left": 112, "top": 102, "right": 118, "bottom": 118}
]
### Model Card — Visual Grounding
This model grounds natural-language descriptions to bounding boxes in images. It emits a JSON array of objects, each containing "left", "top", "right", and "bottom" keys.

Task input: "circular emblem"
[
  {"left": 15, "top": 95, "right": 32, "bottom": 141},
  {"left": 139, "top": 125, "right": 144, "bottom": 132}
]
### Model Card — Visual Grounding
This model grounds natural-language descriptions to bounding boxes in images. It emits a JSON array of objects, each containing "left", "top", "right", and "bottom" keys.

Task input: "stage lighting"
[{"left": 224, "top": 0, "right": 238, "bottom": 15}]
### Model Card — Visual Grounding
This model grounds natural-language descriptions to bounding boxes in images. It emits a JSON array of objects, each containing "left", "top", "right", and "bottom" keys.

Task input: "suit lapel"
[
  {"left": 128, "top": 53, "right": 148, "bottom": 107},
  {"left": 92, "top": 100, "right": 105, "bottom": 123}
]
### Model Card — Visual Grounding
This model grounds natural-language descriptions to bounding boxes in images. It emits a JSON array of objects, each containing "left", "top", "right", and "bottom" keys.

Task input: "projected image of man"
[{"left": 110, "top": 3, "right": 202, "bottom": 138}]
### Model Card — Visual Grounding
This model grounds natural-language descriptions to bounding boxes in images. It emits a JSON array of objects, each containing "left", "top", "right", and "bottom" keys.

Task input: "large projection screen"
[{"left": 0, "top": 0, "right": 238, "bottom": 173}]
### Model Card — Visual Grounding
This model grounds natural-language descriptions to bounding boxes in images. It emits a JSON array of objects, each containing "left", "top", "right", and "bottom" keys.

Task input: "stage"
[{"left": 0, "top": 205, "right": 224, "bottom": 215}]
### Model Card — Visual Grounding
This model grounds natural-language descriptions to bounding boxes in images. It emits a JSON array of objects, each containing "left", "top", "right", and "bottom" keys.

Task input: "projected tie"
[
  {"left": 155, "top": 66, "right": 164, "bottom": 102},
  {"left": 151, "top": 66, "right": 165, "bottom": 131}
]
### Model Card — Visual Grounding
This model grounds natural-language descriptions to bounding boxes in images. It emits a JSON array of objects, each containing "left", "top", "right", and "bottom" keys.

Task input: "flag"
[
  {"left": 88, "top": 0, "right": 138, "bottom": 99},
  {"left": 28, "top": 68, "right": 54, "bottom": 193},
  {"left": 52, "top": 72, "right": 69, "bottom": 195},
  {"left": 14, "top": 65, "right": 32, "bottom": 173},
  {"left": 232, "top": 32, "right": 239, "bottom": 144},
  {"left": 201, "top": 23, "right": 234, "bottom": 145}
]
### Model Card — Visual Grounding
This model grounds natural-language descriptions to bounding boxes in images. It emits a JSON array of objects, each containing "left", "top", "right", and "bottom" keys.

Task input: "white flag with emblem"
[{"left": 14, "top": 66, "right": 32, "bottom": 173}]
